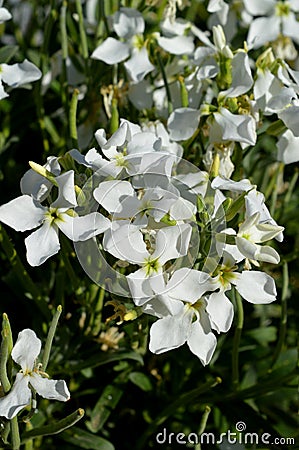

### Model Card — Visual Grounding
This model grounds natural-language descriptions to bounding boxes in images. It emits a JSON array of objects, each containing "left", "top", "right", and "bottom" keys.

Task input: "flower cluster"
[
  {"left": 0, "top": 117, "right": 284, "bottom": 365},
  {"left": 0, "top": 0, "right": 295, "bottom": 369}
]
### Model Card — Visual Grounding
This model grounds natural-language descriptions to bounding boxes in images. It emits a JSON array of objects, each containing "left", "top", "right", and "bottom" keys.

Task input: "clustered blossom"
[{"left": 0, "top": 0, "right": 295, "bottom": 368}]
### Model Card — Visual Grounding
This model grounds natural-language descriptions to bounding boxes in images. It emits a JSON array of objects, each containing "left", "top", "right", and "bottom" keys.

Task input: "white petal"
[
  {"left": 278, "top": 105, "right": 299, "bottom": 137},
  {"left": 103, "top": 223, "right": 148, "bottom": 262},
  {"left": 0, "top": 195, "right": 46, "bottom": 232},
  {"left": 187, "top": 319, "right": 217, "bottom": 365},
  {"left": 51, "top": 171, "right": 77, "bottom": 209},
  {"left": 58, "top": 212, "right": 110, "bottom": 241},
  {"left": 211, "top": 176, "right": 252, "bottom": 192},
  {"left": 221, "top": 52, "right": 253, "bottom": 98},
  {"left": 243, "top": 0, "right": 275, "bottom": 15},
  {"left": 20, "top": 156, "right": 60, "bottom": 201},
  {"left": 25, "top": 222, "right": 60, "bottom": 266},
  {"left": 30, "top": 374, "right": 70, "bottom": 402},
  {"left": 127, "top": 269, "right": 156, "bottom": 305},
  {"left": 126, "top": 131, "right": 161, "bottom": 154},
  {"left": 93, "top": 180, "right": 135, "bottom": 213},
  {"left": 113, "top": 7, "right": 144, "bottom": 39},
  {"left": 167, "top": 108, "right": 200, "bottom": 141},
  {"left": 235, "top": 271, "right": 277, "bottom": 304},
  {"left": 282, "top": 13, "right": 299, "bottom": 44},
  {"left": 206, "top": 291, "right": 234, "bottom": 333},
  {"left": 124, "top": 47, "right": 155, "bottom": 82},
  {"left": 157, "top": 35, "right": 194, "bottom": 55},
  {"left": 255, "top": 244, "right": 280, "bottom": 264},
  {"left": 11, "top": 329, "right": 41, "bottom": 371},
  {"left": 91, "top": 37, "right": 130, "bottom": 64},
  {"left": 149, "top": 307, "right": 193, "bottom": 354},
  {"left": 0, "top": 373, "right": 31, "bottom": 419},
  {"left": 247, "top": 16, "right": 280, "bottom": 49},
  {"left": 1, "top": 59, "right": 41, "bottom": 87},
  {"left": 128, "top": 80, "right": 153, "bottom": 110},
  {"left": 214, "top": 108, "right": 257, "bottom": 146},
  {"left": 0, "top": 7, "right": 12, "bottom": 23},
  {"left": 277, "top": 129, "right": 299, "bottom": 164},
  {"left": 166, "top": 268, "right": 217, "bottom": 303},
  {"left": 153, "top": 224, "right": 192, "bottom": 265}
]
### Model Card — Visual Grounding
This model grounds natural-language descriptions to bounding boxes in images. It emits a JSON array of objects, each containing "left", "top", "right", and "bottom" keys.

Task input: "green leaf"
[
  {"left": 0, "top": 45, "right": 19, "bottom": 63},
  {"left": 129, "top": 371, "right": 153, "bottom": 392},
  {"left": 246, "top": 326, "right": 277, "bottom": 347},
  {"left": 66, "top": 349, "right": 143, "bottom": 372},
  {"left": 86, "top": 384, "right": 123, "bottom": 433},
  {"left": 60, "top": 427, "right": 114, "bottom": 450}
]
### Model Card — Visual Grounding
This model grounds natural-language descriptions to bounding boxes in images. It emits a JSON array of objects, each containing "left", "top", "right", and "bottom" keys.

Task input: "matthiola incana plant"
[{"left": 0, "top": 1, "right": 297, "bottom": 448}]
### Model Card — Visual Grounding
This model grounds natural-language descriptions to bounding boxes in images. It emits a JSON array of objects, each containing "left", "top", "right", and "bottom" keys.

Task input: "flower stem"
[
  {"left": 0, "top": 313, "right": 13, "bottom": 393},
  {"left": 195, "top": 405, "right": 211, "bottom": 450},
  {"left": 271, "top": 261, "right": 288, "bottom": 367},
  {"left": 232, "top": 289, "right": 244, "bottom": 390},
  {"left": 21, "top": 409, "right": 85, "bottom": 441},
  {"left": 42, "top": 305, "right": 63, "bottom": 371},
  {"left": 270, "top": 162, "right": 284, "bottom": 218},
  {"left": 11, "top": 417, "right": 21, "bottom": 450},
  {"left": 156, "top": 50, "right": 173, "bottom": 115},
  {"left": 75, "top": 0, "right": 89, "bottom": 61},
  {"left": 69, "top": 88, "right": 80, "bottom": 148}
]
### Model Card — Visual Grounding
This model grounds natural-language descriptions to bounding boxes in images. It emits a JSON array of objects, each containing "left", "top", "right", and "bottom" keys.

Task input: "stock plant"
[{"left": 0, "top": 1, "right": 298, "bottom": 449}]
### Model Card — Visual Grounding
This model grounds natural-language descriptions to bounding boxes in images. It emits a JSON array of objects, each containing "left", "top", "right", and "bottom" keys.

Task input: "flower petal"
[
  {"left": 12, "top": 329, "right": 41, "bottom": 371},
  {"left": 51, "top": 171, "right": 77, "bottom": 209},
  {"left": 167, "top": 108, "right": 200, "bottom": 141},
  {"left": 235, "top": 271, "right": 277, "bottom": 304},
  {"left": 58, "top": 212, "right": 110, "bottom": 241},
  {"left": 124, "top": 47, "right": 155, "bottom": 82},
  {"left": 166, "top": 268, "right": 217, "bottom": 303},
  {"left": 187, "top": 319, "right": 217, "bottom": 365},
  {"left": 206, "top": 291, "right": 234, "bottom": 333},
  {"left": 25, "top": 222, "right": 60, "bottom": 266},
  {"left": 91, "top": 37, "right": 130, "bottom": 64},
  {"left": 157, "top": 35, "right": 195, "bottom": 55},
  {"left": 30, "top": 374, "right": 70, "bottom": 402},
  {"left": 0, "top": 195, "right": 46, "bottom": 232},
  {"left": 1, "top": 59, "right": 42, "bottom": 87},
  {"left": 0, "top": 373, "right": 31, "bottom": 419},
  {"left": 149, "top": 307, "right": 192, "bottom": 354}
]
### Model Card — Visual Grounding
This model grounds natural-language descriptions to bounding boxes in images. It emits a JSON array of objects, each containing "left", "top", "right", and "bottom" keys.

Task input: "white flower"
[
  {"left": 244, "top": 0, "right": 299, "bottom": 49},
  {"left": 0, "top": 59, "right": 42, "bottom": 100},
  {"left": 91, "top": 7, "right": 154, "bottom": 82},
  {"left": 148, "top": 268, "right": 230, "bottom": 365},
  {"left": 0, "top": 171, "right": 109, "bottom": 266},
  {"left": 0, "top": 329, "right": 70, "bottom": 419},
  {"left": 167, "top": 107, "right": 200, "bottom": 141},
  {"left": 236, "top": 212, "right": 284, "bottom": 264}
]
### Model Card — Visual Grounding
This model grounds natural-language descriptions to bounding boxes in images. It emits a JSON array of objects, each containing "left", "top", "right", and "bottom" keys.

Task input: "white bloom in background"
[
  {"left": 208, "top": 107, "right": 257, "bottom": 146},
  {"left": 244, "top": 0, "right": 299, "bottom": 49},
  {"left": 156, "top": 17, "right": 195, "bottom": 56},
  {"left": 236, "top": 212, "right": 284, "bottom": 264},
  {"left": 91, "top": 7, "right": 154, "bottom": 82},
  {"left": 167, "top": 107, "right": 200, "bottom": 141},
  {"left": 0, "top": 171, "right": 109, "bottom": 266},
  {"left": 0, "top": 329, "right": 70, "bottom": 419},
  {"left": 0, "top": 59, "right": 42, "bottom": 100},
  {"left": 148, "top": 268, "right": 229, "bottom": 365},
  {"left": 277, "top": 128, "right": 299, "bottom": 164},
  {"left": 0, "top": 0, "right": 11, "bottom": 23}
]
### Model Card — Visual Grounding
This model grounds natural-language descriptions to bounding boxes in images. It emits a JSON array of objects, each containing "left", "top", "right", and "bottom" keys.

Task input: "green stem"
[
  {"left": 270, "top": 162, "right": 284, "bottom": 217},
  {"left": 156, "top": 50, "right": 173, "bottom": 115},
  {"left": 11, "top": 417, "right": 21, "bottom": 450},
  {"left": 232, "top": 289, "right": 244, "bottom": 390},
  {"left": 195, "top": 406, "right": 211, "bottom": 450},
  {"left": 284, "top": 168, "right": 298, "bottom": 204},
  {"left": 21, "top": 409, "right": 85, "bottom": 441},
  {"left": 42, "top": 305, "right": 62, "bottom": 371},
  {"left": 60, "top": 1, "right": 69, "bottom": 127},
  {"left": 0, "top": 313, "right": 13, "bottom": 393},
  {"left": 69, "top": 88, "right": 80, "bottom": 148},
  {"left": 75, "top": 0, "right": 89, "bottom": 60},
  {"left": 271, "top": 261, "right": 288, "bottom": 367}
]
